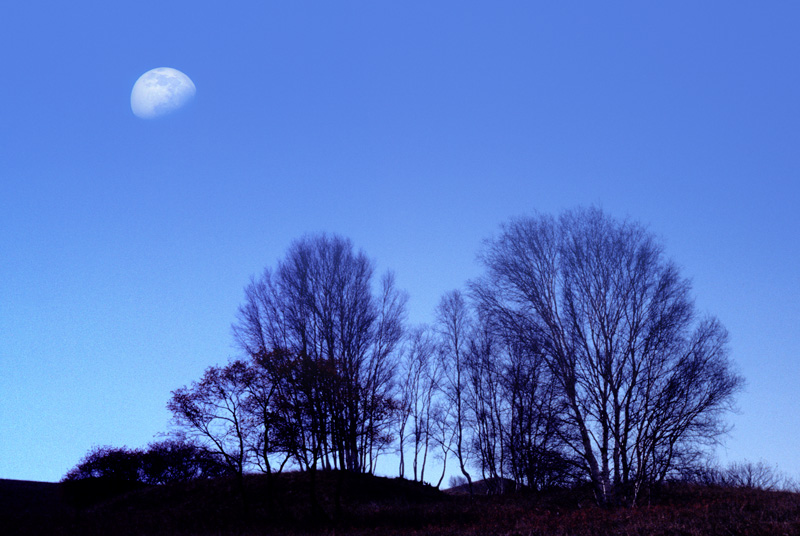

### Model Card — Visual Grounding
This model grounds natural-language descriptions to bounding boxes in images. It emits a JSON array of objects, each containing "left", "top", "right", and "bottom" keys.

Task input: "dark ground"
[{"left": 4, "top": 472, "right": 800, "bottom": 535}]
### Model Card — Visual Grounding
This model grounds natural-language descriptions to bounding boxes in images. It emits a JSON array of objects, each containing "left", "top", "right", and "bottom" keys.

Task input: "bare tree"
[
  {"left": 436, "top": 290, "right": 474, "bottom": 493},
  {"left": 359, "top": 272, "right": 408, "bottom": 473},
  {"left": 430, "top": 398, "right": 457, "bottom": 488},
  {"left": 499, "top": 337, "right": 571, "bottom": 491},
  {"left": 472, "top": 207, "right": 743, "bottom": 504},
  {"left": 684, "top": 459, "right": 798, "bottom": 491},
  {"left": 465, "top": 319, "right": 506, "bottom": 491},
  {"left": 245, "top": 348, "right": 294, "bottom": 475},
  {"left": 724, "top": 460, "right": 785, "bottom": 491},
  {"left": 397, "top": 325, "right": 440, "bottom": 481},
  {"left": 232, "top": 234, "right": 406, "bottom": 473},
  {"left": 462, "top": 309, "right": 573, "bottom": 493}
]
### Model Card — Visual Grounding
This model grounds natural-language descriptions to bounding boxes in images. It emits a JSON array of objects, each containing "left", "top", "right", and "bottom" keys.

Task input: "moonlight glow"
[{"left": 130, "top": 67, "right": 196, "bottom": 119}]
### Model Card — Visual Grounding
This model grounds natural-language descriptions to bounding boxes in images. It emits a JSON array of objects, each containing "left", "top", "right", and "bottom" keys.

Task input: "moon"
[{"left": 131, "top": 67, "right": 196, "bottom": 119}]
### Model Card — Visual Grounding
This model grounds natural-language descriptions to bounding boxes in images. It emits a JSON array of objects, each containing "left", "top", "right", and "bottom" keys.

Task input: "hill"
[
  {"left": 4, "top": 472, "right": 800, "bottom": 535},
  {"left": 0, "top": 479, "right": 74, "bottom": 533},
  {"left": 445, "top": 476, "right": 522, "bottom": 495}
]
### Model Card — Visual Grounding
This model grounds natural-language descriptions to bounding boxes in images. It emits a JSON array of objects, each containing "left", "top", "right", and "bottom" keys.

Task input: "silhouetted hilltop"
[
  {"left": 444, "top": 476, "right": 522, "bottom": 495},
  {"left": 4, "top": 472, "right": 800, "bottom": 535}
]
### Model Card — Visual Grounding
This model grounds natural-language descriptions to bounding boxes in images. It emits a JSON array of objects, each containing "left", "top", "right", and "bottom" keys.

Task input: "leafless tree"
[
  {"left": 397, "top": 325, "right": 440, "bottom": 481},
  {"left": 724, "top": 460, "right": 785, "bottom": 491},
  {"left": 232, "top": 234, "right": 406, "bottom": 473},
  {"left": 461, "top": 309, "right": 573, "bottom": 493},
  {"left": 360, "top": 272, "right": 408, "bottom": 473},
  {"left": 436, "top": 290, "right": 474, "bottom": 493},
  {"left": 685, "top": 459, "right": 798, "bottom": 491},
  {"left": 472, "top": 207, "right": 743, "bottom": 504},
  {"left": 429, "top": 400, "right": 457, "bottom": 488},
  {"left": 244, "top": 348, "right": 294, "bottom": 474},
  {"left": 495, "top": 330, "right": 571, "bottom": 491},
  {"left": 465, "top": 319, "right": 506, "bottom": 490}
]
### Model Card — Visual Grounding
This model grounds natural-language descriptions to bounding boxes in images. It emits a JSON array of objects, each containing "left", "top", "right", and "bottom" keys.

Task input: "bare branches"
[
  {"left": 436, "top": 290, "right": 475, "bottom": 492},
  {"left": 167, "top": 361, "right": 254, "bottom": 478},
  {"left": 229, "top": 234, "right": 406, "bottom": 474},
  {"left": 167, "top": 218, "right": 741, "bottom": 507},
  {"left": 473, "top": 207, "right": 743, "bottom": 504}
]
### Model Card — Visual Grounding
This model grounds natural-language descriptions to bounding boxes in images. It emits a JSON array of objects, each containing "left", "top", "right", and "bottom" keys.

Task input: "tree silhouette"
[
  {"left": 232, "top": 234, "right": 407, "bottom": 473},
  {"left": 168, "top": 361, "right": 254, "bottom": 480},
  {"left": 472, "top": 207, "right": 743, "bottom": 504}
]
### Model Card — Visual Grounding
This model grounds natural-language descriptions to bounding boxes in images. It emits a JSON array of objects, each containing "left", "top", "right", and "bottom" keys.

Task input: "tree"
[
  {"left": 232, "top": 234, "right": 407, "bottom": 473},
  {"left": 688, "top": 459, "right": 796, "bottom": 491},
  {"left": 62, "top": 445, "right": 146, "bottom": 508},
  {"left": 435, "top": 290, "right": 474, "bottom": 493},
  {"left": 462, "top": 309, "right": 573, "bottom": 493},
  {"left": 63, "top": 445, "right": 142, "bottom": 483},
  {"left": 472, "top": 206, "right": 743, "bottom": 504},
  {"left": 397, "top": 325, "right": 440, "bottom": 482},
  {"left": 465, "top": 318, "right": 506, "bottom": 490},
  {"left": 244, "top": 348, "right": 294, "bottom": 475},
  {"left": 62, "top": 440, "right": 228, "bottom": 508},
  {"left": 167, "top": 360, "right": 254, "bottom": 480},
  {"left": 499, "top": 335, "right": 571, "bottom": 491},
  {"left": 140, "top": 439, "right": 229, "bottom": 485},
  {"left": 63, "top": 441, "right": 228, "bottom": 486}
]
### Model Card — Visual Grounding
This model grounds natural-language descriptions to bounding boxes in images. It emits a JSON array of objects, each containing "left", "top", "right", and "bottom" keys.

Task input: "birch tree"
[{"left": 472, "top": 207, "right": 743, "bottom": 504}]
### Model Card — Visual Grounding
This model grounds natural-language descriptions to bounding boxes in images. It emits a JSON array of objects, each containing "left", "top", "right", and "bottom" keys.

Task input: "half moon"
[{"left": 131, "top": 67, "right": 196, "bottom": 119}]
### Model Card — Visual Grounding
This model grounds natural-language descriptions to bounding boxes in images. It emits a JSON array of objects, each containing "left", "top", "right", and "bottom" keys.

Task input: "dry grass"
[{"left": 4, "top": 473, "right": 800, "bottom": 535}]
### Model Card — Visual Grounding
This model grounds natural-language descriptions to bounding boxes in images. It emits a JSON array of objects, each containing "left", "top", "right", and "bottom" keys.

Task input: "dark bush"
[
  {"left": 140, "top": 439, "right": 230, "bottom": 485},
  {"left": 63, "top": 445, "right": 142, "bottom": 483},
  {"left": 61, "top": 440, "right": 230, "bottom": 507},
  {"left": 61, "top": 445, "right": 147, "bottom": 508}
]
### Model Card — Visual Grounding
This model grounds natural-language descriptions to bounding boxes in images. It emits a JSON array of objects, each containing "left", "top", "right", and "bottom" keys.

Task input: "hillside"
[{"left": 4, "top": 472, "right": 800, "bottom": 535}]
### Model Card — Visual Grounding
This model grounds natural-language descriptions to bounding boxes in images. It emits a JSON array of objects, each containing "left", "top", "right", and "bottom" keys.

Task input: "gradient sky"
[{"left": 1, "top": 2, "right": 798, "bottom": 483}]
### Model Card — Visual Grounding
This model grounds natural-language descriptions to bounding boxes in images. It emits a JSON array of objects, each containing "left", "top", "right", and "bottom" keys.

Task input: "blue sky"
[{"left": 1, "top": 2, "right": 798, "bottom": 483}]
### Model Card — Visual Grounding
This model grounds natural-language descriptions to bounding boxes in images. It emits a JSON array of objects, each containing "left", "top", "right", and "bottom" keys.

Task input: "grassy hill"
[{"left": 4, "top": 472, "right": 800, "bottom": 535}]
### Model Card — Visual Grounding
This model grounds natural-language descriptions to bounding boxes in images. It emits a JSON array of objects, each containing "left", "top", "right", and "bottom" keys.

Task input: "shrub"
[{"left": 64, "top": 440, "right": 229, "bottom": 485}]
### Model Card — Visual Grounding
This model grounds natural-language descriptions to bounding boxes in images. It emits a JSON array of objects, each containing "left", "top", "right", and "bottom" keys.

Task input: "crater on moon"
[{"left": 131, "top": 67, "right": 196, "bottom": 119}]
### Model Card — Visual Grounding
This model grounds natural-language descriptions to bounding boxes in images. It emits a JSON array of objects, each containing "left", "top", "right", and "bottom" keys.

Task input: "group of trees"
[
  {"left": 66, "top": 207, "right": 744, "bottom": 506},
  {"left": 168, "top": 235, "right": 407, "bottom": 483},
  {"left": 383, "top": 208, "right": 742, "bottom": 505},
  {"left": 462, "top": 208, "right": 743, "bottom": 503}
]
